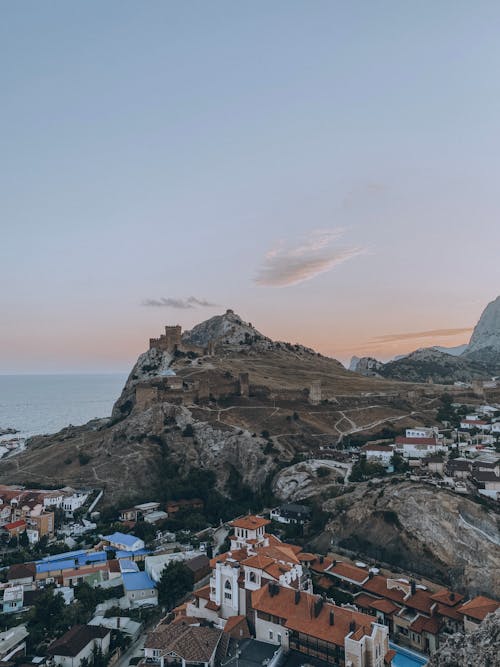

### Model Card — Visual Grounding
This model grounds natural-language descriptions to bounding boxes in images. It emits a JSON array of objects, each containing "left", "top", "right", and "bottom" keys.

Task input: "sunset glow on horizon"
[{"left": 2, "top": 2, "right": 499, "bottom": 373}]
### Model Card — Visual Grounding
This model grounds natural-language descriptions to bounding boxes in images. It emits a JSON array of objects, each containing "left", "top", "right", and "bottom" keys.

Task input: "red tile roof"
[
  {"left": 230, "top": 515, "right": 270, "bottom": 530},
  {"left": 458, "top": 596, "right": 500, "bottom": 621},
  {"left": 410, "top": 615, "right": 441, "bottom": 635},
  {"left": 252, "top": 585, "right": 376, "bottom": 646},
  {"left": 329, "top": 561, "right": 370, "bottom": 584},
  {"left": 430, "top": 589, "right": 464, "bottom": 607}
]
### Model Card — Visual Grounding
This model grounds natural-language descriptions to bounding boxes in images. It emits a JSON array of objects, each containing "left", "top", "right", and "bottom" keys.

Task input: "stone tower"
[
  {"left": 239, "top": 373, "right": 249, "bottom": 397},
  {"left": 309, "top": 379, "right": 322, "bottom": 405},
  {"left": 149, "top": 325, "right": 182, "bottom": 352}
]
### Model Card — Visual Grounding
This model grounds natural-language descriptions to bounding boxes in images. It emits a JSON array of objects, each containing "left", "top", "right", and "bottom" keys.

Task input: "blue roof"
[
  {"left": 36, "top": 558, "right": 76, "bottom": 574},
  {"left": 115, "top": 549, "right": 150, "bottom": 559},
  {"left": 122, "top": 571, "right": 156, "bottom": 591},
  {"left": 37, "top": 550, "right": 86, "bottom": 564},
  {"left": 78, "top": 552, "right": 107, "bottom": 565},
  {"left": 119, "top": 559, "right": 139, "bottom": 573},
  {"left": 104, "top": 532, "right": 142, "bottom": 548}
]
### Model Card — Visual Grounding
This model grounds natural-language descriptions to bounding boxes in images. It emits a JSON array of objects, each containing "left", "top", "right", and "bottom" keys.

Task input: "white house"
[
  {"left": 460, "top": 419, "right": 490, "bottom": 432},
  {"left": 360, "top": 444, "right": 394, "bottom": 466},
  {"left": 395, "top": 436, "right": 446, "bottom": 459},
  {"left": 405, "top": 428, "right": 437, "bottom": 439},
  {"left": 47, "top": 624, "right": 110, "bottom": 667}
]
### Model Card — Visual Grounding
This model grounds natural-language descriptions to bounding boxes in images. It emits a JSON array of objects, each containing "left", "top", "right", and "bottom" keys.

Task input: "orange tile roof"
[
  {"left": 241, "top": 554, "right": 275, "bottom": 570},
  {"left": 430, "top": 589, "right": 464, "bottom": 607},
  {"left": 354, "top": 593, "right": 379, "bottom": 608},
  {"left": 410, "top": 615, "right": 441, "bottom": 635},
  {"left": 385, "top": 649, "right": 396, "bottom": 664},
  {"left": 458, "top": 596, "right": 500, "bottom": 621},
  {"left": 252, "top": 585, "right": 376, "bottom": 646},
  {"left": 224, "top": 616, "right": 247, "bottom": 632},
  {"left": 329, "top": 562, "right": 369, "bottom": 584},
  {"left": 310, "top": 557, "right": 333, "bottom": 574},
  {"left": 257, "top": 544, "right": 300, "bottom": 565},
  {"left": 363, "top": 576, "right": 406, "bottom": 604},
  {"left": 436, "top": 603, "right": 463, "bottom": 621},
  {"left": 406, "top": 589, "right": 434, "bottom": 615},
  {"left": 205, "top": 600, "right": 220, "bottom": 611},
  {"left": 230, "top": 515, "right": 270, "bottom": 530},
  {"left": 193, "top": 585, "right": 211, "bottom": 600},
  {"left": 369, "top": 598, "right": 400, "bottom": 615},
  {"left": 298, "top": 552, "right": 316, "bottom": 562}
]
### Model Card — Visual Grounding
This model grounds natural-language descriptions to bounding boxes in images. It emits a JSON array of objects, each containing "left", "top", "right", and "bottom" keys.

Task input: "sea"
[{"left": 0, "top": 374, "right": 127, "bottom": 452}]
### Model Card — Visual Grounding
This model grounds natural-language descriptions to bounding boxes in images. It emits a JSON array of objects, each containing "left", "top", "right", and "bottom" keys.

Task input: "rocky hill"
[
  {"left": 0, "top": 311, "right": 434, "bottom": 501},
  {"left": 321, "top": 480, "right": 500, "bottom": 596},
  {"left": 429, "top": 608, "right": 500, "bottom": 666}
]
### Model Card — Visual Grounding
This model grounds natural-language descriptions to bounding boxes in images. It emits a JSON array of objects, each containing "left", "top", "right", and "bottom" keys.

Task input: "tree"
[
  {"left": 19, "top": 530, "right": 30, "bottom": 549},
  {"left": 157, "top": 561, "right": 193, "bottom": 609}
]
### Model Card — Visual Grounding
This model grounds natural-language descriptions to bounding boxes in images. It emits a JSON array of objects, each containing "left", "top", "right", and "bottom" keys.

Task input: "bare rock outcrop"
[
  {"left": 428, "top": 609, "right": 500, "bottom": 667},
  {"left": 322, "top": 481, "right": 500, "bottom": 596}
]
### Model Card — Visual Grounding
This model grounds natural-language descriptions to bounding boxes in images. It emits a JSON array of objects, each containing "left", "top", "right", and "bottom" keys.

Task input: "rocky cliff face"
[
  {"left": 349, "top": 356, "right": 384, "bottom": 376},
  {"left": 429, "top": 609, "right": 500, "bottom": 667},
  {"left": 462, "top": 295, "right": 500, "bottom": 369},
  {"left": 322, "top": 481, "right": 500, "bottom": 596},
  {"left": 468, "top": 295, "right": 500, "bottom": 353},
  {"left": 111, "top": 346, "right": 173, "bottom": 420}
]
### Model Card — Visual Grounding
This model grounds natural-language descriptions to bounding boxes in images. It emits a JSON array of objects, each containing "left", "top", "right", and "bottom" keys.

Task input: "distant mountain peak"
[
  {"left": 182, "top": 309, "right": 269, "bottom": 348},
  {"left": 467, "top": 295, "right": 500, "bottom": 353}
]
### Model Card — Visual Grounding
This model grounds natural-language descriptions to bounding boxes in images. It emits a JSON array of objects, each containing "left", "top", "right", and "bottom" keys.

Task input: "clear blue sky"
[{"left": 2, "top": 1, "right": 499, "bottom": 372}]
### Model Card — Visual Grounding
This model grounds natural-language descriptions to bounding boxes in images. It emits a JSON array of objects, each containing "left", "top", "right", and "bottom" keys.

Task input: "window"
[
  {"left": 224, "top": 592, "right": 232, "bottom": 600},
  {"left": 249, "top": 571, "right": 256, "bottom": 583},
  {"left": 277, "top": 633, "right": 282, "bottom": 644},
  {"left": 225, "top": 580, "right": 232, "bottom": 590},
  {"left": 269, "top": 631, "right": 273, "bottom": 640}
]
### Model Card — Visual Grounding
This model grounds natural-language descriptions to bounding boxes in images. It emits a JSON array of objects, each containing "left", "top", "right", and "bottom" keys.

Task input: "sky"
[{"left": 2, "top": 1, "right": 500, "bottom": 373}]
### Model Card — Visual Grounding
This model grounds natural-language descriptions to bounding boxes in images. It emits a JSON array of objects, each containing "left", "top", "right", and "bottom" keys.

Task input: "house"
[
  {"left": 47, "top": 625, "right": 110, "bottom": 667},
  {"left": 2, "top": 585, "right": 24, "bottom": 614},
  {"left": 122, "top": 571, "right": 157, "bottom": 608},
  {"left": 251, "top": 583, "right": 390, "bottom": 667},
  {"left": 458, "top": 596, "right": 500, "bottom": 633},
  {"left": 3, "top": 519, "right": 26, "bottom": 538},
  {"left": 472, "top": 470, "right": 500, "bottom": 498},
  {"left": 7, "top": 562, "right": 36, "bottom": 588},
  {"left": 134, "top": 502, "right": 160, "bottom": 516},
  {"left": 145, "top": 553, "right": 189, "bottom": 583},
  {"left": 460, "top": 418, "right": 490, "bottom": 431},
  {"left": 0, "top": 624, "right": 28, "bottom": 661},
  {"left": 360, "top": 444, "right": 394, "bottom": 467},
  {"left": 405, "top": 428, "right": 437, "bottom": 439},
  {"left": 102, "top": 532, "right": 145, "bottom": 553},
  {"left": 185, "top": 554, "right": 211, "bottom": 583},
  {"left": 186, "top": 516, "right": 311, "bottom": 623},
  {"left": 269, "top": 503, "right": 311, "bottom": 525},
  {"left": 144, "top": 511, "right": 169, "bottom": 524},
  {"left": 144, "top": 618, "right": 223, "bottom": 667},
  {"left": 424, "top": 456, "right": 445, "bottom": 475},
  {"left": 119, "top": 508, "right": 138, "bottom": 523},
  {"left": 35, "top": 550, "right": 109, "bottom": 586},
  {"left": 394, "top": 436, "right": 445, "bottom": 459},
  {"left": 446, "top": 458, "right": 471, "bottom": 479},
  {"left": 320, "top": 560, "right": 371, "bottom": 591},
  {"left": 88, "top": 616, "right": 142, "bottom": 641},
  {"left": 28, "top": 511, "right": 54, "bottom": 537}
]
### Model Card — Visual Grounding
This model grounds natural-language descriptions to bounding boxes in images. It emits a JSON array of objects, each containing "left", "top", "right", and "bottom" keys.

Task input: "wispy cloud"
[
  {"left": 370, "top": 327, "right": 473, "bottom": 344},
  {"left": 255, "top": 228, "right": 366, "bottom": 287},
  {"left": 142, "top": 297, "right": 219, "bottom": 309}
]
